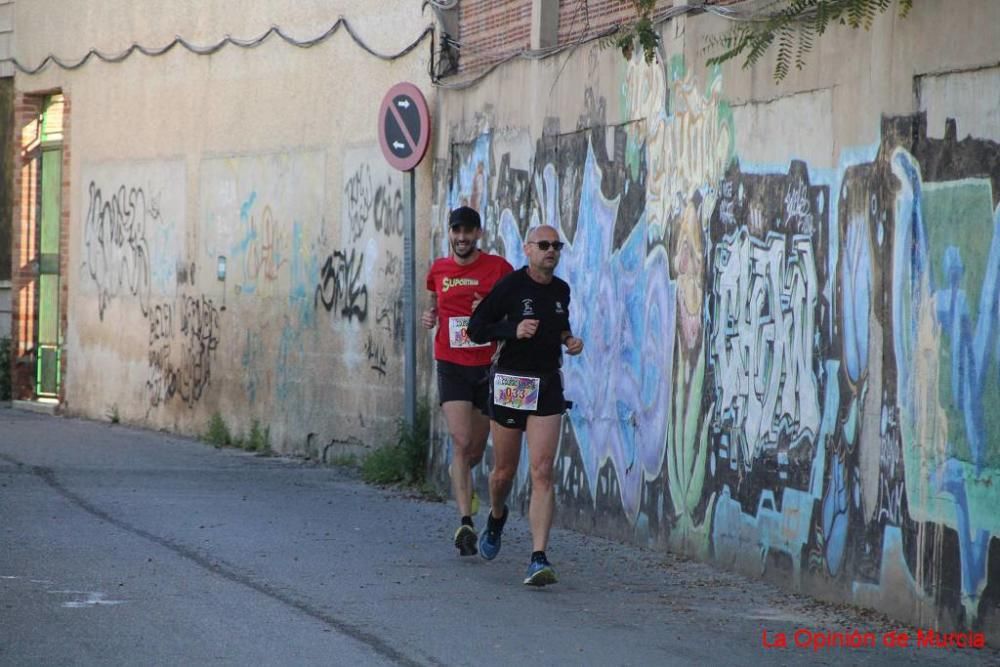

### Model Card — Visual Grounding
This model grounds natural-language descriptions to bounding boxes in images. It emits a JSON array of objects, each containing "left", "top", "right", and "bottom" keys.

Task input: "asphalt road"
[{"left": 1, "top": 407, "right": 995, "bottom": 666}]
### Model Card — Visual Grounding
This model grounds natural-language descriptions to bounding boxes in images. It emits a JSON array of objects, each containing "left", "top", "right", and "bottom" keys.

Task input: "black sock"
[
  {"left": 487, "top": 505, "right": 508, "bottom": 529},
  {"left": 461, "top": 515, "right": 473, "bottom": 527},
  {"left": 531, "top": 550, "right": 546, "bottom": 563}
]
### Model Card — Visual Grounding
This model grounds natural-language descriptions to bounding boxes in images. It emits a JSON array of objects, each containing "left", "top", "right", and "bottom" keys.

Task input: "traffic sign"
[{"left": 378, "top": 82, "right": 430, "bottom": 172}]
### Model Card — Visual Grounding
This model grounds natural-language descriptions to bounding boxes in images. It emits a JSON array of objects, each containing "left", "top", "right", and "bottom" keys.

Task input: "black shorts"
[
  {"left": 436, "top": 360, "right": 491, "bottom": 413},
  {"left": 488, "top": 368, "right": 566, "bottom": 431}
]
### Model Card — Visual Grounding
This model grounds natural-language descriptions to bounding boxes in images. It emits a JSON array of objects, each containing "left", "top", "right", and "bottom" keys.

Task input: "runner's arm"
[
  {"left": 467, "top": 281, "right": 516, "bottom": 343},
  {"left": 561, "top": 286, "right": 582, "bottom": 354}
]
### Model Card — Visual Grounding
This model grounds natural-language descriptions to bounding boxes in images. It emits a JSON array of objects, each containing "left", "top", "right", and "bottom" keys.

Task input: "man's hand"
[
  {"left": 471, "top": 292, "right": 483, "bottom": 312},
  {"left": 516, "top": 319, "right": 539, "bottom": 339},
  {"left": 564, "top": 336, "right": 584, "bottom": 356},
  {"left": 421, "top": 307, "right": 438, "bottom": 329}
]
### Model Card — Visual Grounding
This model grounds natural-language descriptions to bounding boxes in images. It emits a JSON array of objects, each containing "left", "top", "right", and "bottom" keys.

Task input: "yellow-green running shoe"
[
  {"left": 470, "top": 490, "right": 480, "bottom": 516},
  {"left": 454, "top": 524, "right": 478, "bottom": 556}
]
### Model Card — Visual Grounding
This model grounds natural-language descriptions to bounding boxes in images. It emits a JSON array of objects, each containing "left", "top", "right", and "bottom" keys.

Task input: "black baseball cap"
[{"left": 449, "top": 206, "right": 481, "bottom": 228}]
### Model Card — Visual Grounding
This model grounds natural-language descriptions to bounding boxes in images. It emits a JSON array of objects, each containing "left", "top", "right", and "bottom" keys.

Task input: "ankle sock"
[
  {"left": 461, "top": 515, "right": 474, "bottom": 527},
  {"left": 487, "top": 505, "right": 508, "bottom": 530}
]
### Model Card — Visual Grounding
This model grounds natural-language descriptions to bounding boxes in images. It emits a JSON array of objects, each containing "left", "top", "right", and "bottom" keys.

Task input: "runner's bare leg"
[
  {"left": 443, "top": 401, "right": 490, "bottom": 516},
  {"left": 488, "top": 420, "right": 522, "bottom": 518},
  {"left": 526, "top": 414, "right": 561, "bottom": 552}
]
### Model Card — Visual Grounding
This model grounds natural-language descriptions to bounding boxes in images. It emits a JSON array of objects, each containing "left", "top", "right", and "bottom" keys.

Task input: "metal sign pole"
[
  {"left": 378, "top": 81, "right": 426, "bottom": 430},
  {"left": 403, "top": 169, "right": 417, "bottom": 428}
]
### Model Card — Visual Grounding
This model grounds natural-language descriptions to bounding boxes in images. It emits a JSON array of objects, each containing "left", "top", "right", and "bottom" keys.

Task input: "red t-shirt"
[{"left": 426, "top": 252, "right": 513, "bottom": 365}]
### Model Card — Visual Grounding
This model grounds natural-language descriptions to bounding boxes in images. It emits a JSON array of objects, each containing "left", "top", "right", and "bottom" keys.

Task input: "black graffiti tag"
[
  {"left": 146, "top": 295, "right": 221, "bottom": 408},
  {"left": 315, "top": 248, "right": 369, "bottom": 322},
  {"left": 364, "top": 333, "right": 388, "bottom": 377},
  {"left": 372, "top": 184, "right": 404, "bottom": 237},
  {"left": 344, "top": 165, "right": 374, "bottom": 242},
  {"left": 83, "top": 182, "right": 154, "bottom": 320}
]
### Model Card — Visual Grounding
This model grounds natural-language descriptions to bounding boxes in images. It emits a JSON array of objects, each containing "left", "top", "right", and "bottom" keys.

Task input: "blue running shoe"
[
  {"left": 523, "top": 556, "right": 557, "bottom": 586},
  {"left": 479, "top": 505, "right": 508, "bottom": 561}
]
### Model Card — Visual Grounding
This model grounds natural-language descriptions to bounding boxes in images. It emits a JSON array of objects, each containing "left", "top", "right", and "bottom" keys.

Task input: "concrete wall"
[
  {"left": 430, "top": 0, "right": 1000, "bottom": 642},
  {"left": 12, "top": 1, "right": 435, "bottom": 454}
]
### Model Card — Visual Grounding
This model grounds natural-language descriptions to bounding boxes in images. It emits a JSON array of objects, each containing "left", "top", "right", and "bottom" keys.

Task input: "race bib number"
[
  {"left": 448, "top": 316, "right": 488, "bottom": 348},
  {"left": 493, "top": 373, "right": 540, "bottom": 411}
]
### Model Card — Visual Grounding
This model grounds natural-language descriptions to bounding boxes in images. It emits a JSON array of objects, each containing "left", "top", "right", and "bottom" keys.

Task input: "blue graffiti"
[
  {"left": 935, "top": 218, "right": 1000, "bottom": 474},
  {"left": 932, "top": 458, "right": 990, "bottom": 602},
  {"left": 891, "top": 149, "right": 996, "bottom": 612},
  {"left": 822, "top": 452, "right": 850, "bottom": 576},
  {"left": 559, "top": 140, "right": 676, "bottom": 519},
  {"left": 842, "top": 216, "right": 872, "bottom": 384}
]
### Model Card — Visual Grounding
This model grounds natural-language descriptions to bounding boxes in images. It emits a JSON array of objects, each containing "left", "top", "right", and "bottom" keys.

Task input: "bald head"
[{"left": 528, "top": 225, "right": 559, "bottom": 243}]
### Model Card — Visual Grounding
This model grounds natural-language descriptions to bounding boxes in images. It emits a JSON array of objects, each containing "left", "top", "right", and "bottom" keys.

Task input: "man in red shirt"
[{"left": 423, "top": 206, "right": 513, "bottom": 556}]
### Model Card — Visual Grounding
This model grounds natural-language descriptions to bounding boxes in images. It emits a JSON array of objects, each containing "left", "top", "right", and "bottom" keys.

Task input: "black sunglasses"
[{"left": 528, "top": 240, "right": 565, "bottom": 251}]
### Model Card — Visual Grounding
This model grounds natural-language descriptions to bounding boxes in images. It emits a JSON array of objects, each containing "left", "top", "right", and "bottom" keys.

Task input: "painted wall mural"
[{"left": 433, "top": 57, "right": 1000, "bottom": 638}]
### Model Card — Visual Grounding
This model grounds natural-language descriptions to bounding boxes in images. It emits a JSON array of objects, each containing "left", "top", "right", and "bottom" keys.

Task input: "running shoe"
[
  {"left": 454, "top": 524, "right": 478, "bottom": 556},
  {"left": 523, "top": 556, "right": 558, "bottom": 586},
  {"left": 479, "top": 505, "right": 508, "bottom": 561},
  {"left": 470, "top": 490, "right": 480, "bottom": 516}
]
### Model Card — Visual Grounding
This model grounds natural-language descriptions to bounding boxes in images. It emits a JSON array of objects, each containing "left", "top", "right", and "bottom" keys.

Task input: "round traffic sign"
[{"left": 378, "top": 82, "right": 430, "bottom": 172}]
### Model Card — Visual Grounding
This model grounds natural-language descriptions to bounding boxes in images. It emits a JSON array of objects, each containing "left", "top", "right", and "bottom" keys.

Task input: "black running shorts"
[
  {"left": 436, "top": 360, "right": 491, "bottom": 413},
  {"left": 488, "top": 368, "right": 566, "bottom": 431}
]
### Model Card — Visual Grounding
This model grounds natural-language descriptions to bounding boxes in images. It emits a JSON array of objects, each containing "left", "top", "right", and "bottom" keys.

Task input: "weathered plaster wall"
[
  {"left": 431, "top": 0, "right": 1000, "bottom": 643},
  {"left": 13, "top": 1, "right": 435, "bottom": 453}
]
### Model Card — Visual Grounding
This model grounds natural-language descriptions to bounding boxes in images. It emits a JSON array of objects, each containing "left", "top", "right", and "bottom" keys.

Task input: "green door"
[{"left": 36, "top": 96, "right": 63, "bottom": 397}]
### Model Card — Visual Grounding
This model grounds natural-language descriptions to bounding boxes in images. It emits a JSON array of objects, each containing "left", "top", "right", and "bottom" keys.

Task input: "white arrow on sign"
[
  {"left": 392, "top": 141, "right": 405, "bottom": 150},
  {"left": 396, "top": 99, "right": 411, "bottom": 109}
]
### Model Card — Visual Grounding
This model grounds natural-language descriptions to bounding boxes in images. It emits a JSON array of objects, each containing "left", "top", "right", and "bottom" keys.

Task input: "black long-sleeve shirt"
[{"left": 467, "top": 266, "right": 571, "bottom": 373}]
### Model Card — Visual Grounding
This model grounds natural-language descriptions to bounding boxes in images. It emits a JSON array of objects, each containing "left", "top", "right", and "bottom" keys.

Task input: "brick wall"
[
  {"left": 457, "top": 0, "right": 533, "bottom": 74},
  {"left": 58, "top": 96, "right": 70, "bottom": 405},
  {"left": 9, "top": 91, "right": 70, "bottom": 403},
  {"left": 453, "top": 1, "right": 750, "bottom": 75},
  {"left": 557, "top": 0, "right": 673, "bottom": 45}
]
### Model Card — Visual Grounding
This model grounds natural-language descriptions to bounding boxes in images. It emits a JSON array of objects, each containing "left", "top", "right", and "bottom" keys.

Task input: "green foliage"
[
  {"left": 202, "top": 414, "right": 272, "bottom": 454},
  {"left": 247, "top": 420, "right": 271, "bottom": 454},
  {"left": 0, "top": 337, "right": 10, "bottom": 401},
  {"left": 600, "top": 0, "right": 661, "bottom": 64},
  {"left": 361, "top": 402, "right": 431, "bottom": 487},
  {"left": 204, "top": 412, "right": 232, "bottom": 447},
  {"left": 704, "top": 0, "right": 913, "bottom": 82}
]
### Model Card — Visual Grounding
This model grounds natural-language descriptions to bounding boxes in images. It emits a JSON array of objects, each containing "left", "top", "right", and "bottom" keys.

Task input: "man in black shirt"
[{"left": 467, "top": 225, "right": 584, "bottom": 586}]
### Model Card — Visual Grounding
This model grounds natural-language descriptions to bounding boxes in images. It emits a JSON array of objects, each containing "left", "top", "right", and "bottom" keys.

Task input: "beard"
[{"left": 451, "top": 240, "right": 477, "bottom": 259}]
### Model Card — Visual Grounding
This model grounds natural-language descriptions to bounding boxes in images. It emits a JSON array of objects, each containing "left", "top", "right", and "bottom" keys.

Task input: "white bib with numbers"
[
  {"left": 493, "top": 373, "right": 540, "bottom": 411},
  {"left": 448, "top": 316, "right": 489, "bottom": 348}
]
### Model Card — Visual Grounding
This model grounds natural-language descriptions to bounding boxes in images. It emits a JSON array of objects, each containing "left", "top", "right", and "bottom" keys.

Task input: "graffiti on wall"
[
  {"left": 315, "top": 247, "right": 369, "bottom": 322},
  {"left": 200, "top": 151, "right": 327, "bottom": 416},
  {"left": 146, "top": 294, "right": 221, "bottom": 408},
  {"left": 885, "top": 115, "right": 1000, "bottom": 624},
  {"left": 345, "top": 162, "right": 405, "bottom": 242},
  {"left": 82, "top": 182, "right": 155, "bottom": 320},
  {"left": 435, "top": 54, "right": 1000, "bottom": 635},
  {"left": 320, "top": 147, "right": 406, "bottom": 380},
  {"left": 708, "top": 160, "right": 826, "bottom": 492},
  {"left": 236, "top": 195, "right": 288, "bottom": 291}
]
